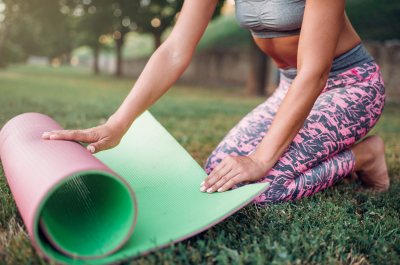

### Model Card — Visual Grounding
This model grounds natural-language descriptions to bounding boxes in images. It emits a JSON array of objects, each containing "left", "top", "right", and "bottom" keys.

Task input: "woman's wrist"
[
  {"left": 248, "top": 153, "right": 275, "bottom": 176},
  {"left": 106, "top": 114, "right": 131, "bottom": 137}
]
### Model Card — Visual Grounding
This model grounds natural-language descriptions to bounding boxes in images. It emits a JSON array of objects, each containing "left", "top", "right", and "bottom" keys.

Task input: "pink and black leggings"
[{"left": 204, "top": 61, "right": 385, "bottom": 204}]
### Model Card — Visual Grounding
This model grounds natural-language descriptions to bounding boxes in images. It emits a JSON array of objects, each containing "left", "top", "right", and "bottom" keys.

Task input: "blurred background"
[
  {"left": 0, "top": 0, "right": 399, "bottom": 98},
  {"left": 1, "top": 2, "right": 400, "bottom": 263}
]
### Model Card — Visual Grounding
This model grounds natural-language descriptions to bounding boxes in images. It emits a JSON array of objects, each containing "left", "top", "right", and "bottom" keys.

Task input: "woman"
[{"left": 43, "top": 0, "right": 389, "bottom": 204}]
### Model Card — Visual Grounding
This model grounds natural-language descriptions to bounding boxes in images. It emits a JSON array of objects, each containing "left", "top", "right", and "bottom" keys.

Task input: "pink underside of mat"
[
  {"left": 0, "top": 112, "right": 270, "bottom": 264},
  {"left": 0, "top": 113, "right": 127, "bottom": 258}
]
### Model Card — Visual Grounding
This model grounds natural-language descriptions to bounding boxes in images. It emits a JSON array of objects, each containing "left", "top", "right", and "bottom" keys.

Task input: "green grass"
[{"left": 0, "top": 65, "right": 400, "bottom": 264}]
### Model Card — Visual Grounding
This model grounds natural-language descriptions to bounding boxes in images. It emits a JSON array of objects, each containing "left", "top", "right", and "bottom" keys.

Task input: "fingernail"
[
  {"left": 200, "top": 186, "right": 206, "bottom": 192},
  {"left": 89, "top": 146, "right": 95, "bottom": 153},
  {"left": 200, "top": 181, "right": 205, "bottom": 186},
  {"left": 43, "top": 132, "right": 50, "bottom": 135},
  {"left": 207, "top": 187, "right": 213, "bottom": 193},
  {"left": 218, "top": 188, "right": 223, "bottom": 192},
  {"left": 49, "top": 135, "right": 57, "bottom": 139}
]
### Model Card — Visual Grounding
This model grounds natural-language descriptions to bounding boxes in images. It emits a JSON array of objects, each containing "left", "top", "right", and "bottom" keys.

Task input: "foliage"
[
  {"left": 0, "top": 0, "right": 226, "bottom": 69},
  {"left": 73, "top": 4, "right": 114, "bottom": 50},
  {"left": 0, "top": 65, "right": 400, "bottom": 264},
  {"left": 0, "top": 0, "right": 79, "bottom": 65},
  {"left": 196, "top": 13, "right": 251, "bottom": 51},
  {"left": 346, "top": 0, "right": 400, "bottom": 41}
]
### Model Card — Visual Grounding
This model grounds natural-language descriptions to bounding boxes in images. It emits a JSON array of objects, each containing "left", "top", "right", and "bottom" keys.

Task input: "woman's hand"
[
  {"left": 200, "top": 154, "right": 271, "bottom": 194},
  {"left": 41, "top": 116, "right": 126, "bottom": 154}
]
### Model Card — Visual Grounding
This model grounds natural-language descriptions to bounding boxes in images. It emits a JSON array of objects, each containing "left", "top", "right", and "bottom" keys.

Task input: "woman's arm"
[
  {"left": 202, "top": 0, "right": 347, "bottom": 193},
  {"left": 43, "top": 0, "right": 218, "bottom": 153}
]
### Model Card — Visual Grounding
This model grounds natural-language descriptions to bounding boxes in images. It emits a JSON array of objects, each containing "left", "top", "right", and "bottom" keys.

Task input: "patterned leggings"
[{"left": 204, "top": 61, "right": 385, "bottom": 204}]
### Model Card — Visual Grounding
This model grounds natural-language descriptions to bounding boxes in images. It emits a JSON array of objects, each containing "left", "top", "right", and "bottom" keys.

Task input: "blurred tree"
[
  {"left": 83, "top": 0, "right": 225, "bottom": 77},
  {"left": 346, "top": 0, "right": 400, "bottom": 40},
  {"left": 73, "top": 2, "right": 114, "bottom": 75},
  {"left": 0, "top": 0, "right": 79, "bottom": 67},
  {"left": 245, "top": 36, "right": 268, "bottom": 96},
  {"left": 0, "top": 0, "right": 27, "bottom": 67},
  {"left": 132, "top": 0, "right": 222, "bottom": 76},
  {"left": 0, "top": 22, "right": 10, "bottom": 67},
  {"left": 30, "top": 2, "right": 79, "bottom": 63},
  {"left": 122, "top": 0, "right": 224, "bottom": 52}
]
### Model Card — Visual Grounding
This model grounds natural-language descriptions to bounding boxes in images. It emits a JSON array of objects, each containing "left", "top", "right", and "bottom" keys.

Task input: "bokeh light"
[
  {"left": 0, "top": 2, "right": 6, "bottom": 12},
  {"left": 70, "top": 56, "right": 79, "bottom": 66},
  {"left": 122, "top": 17, "right": 130, "bottom": 27},
  {"left": 99, "top": 35, "right": 107, "bottom": 43},
  {"left": 114, "top": 9, "right": 122, "bottom": 17},
  {"left": 113, "top": 31, "right": 121, "bottom": 40},
  {"left": 140, "top": 0, "right": 151, "bottom": 8},
  {"left": 88, "top": 6, "right": 96, "bottom": 14},
  {"left": 83, "top": 0, "right": 92, "bottom": 5},
  {"left": 174, "top": 11, "right": 180, "bottom": 22},
  {"left": 129, "top": 22, "right": 138, "bottom": 31},
  {"left": 99, "top": 34, "right": 114, "bottom": 44},
  {"left": 151, "top": 18, "right": 161, "bottom": 27},
  {"left": 161, "top": 6, "right": 174, "bottom": 17},
  {"left": 51, "top": 58, "right": 61, "bottom": 68},
  {"left": 60, "top": 6, "right": 69, "bottom": 14},
  {"left": 73, "top": 5, "right": 84, "bottom": 17}
]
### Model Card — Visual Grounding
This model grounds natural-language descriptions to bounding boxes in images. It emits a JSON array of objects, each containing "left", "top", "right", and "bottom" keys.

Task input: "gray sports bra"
[{"left": 235, "top": 0, "right": 306, "bottom": 38}]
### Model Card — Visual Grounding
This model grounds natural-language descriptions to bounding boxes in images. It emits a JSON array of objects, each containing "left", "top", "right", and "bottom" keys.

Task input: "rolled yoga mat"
[{"left": 0, "top": 111, "right": 270, "bottom": 264}]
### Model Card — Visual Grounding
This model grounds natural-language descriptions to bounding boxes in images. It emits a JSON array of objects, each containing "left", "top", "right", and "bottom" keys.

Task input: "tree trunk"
[
  {"left": 115, "top": 38, "right": 124, "bottom": 77},
  {"left": 0, "top": 23, "right": 11, "bottom": 68},
  {"left": 245, "top": 36, "right": 268, "bottom": 96},
  {"left": 66, "top": 51, "right": 71, "bottom": 65},
  {"left": 93, "top": 46, "right": 99, "bottom": 75},
  {"left": 153, "top": 32, "right": 162, "bottom": 50}
]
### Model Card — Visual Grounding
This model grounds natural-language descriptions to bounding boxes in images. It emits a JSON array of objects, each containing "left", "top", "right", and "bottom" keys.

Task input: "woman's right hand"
[
  {"left": 41, "top": 0, "right": 218, "bottom": 154},
  {"left": 42, "top": 116, "right": 126, "bottom": 154}
]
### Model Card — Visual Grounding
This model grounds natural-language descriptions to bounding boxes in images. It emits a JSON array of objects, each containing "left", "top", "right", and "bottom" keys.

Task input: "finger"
[
  {"left": 201, "top": 156, "right": 235, "bottom": 187},
  {"left": 42, "top": 130, "right": 64, "bottom": 140},
  {"left": 200, "top": 163, "right": 232, "bottom": 192},
  {"left": 212, "top": 171, "right": 241, "bottom": 193},
  {"left": 217, "top": 174, "right": 243, "bottom": 193},
  {"left": 42, "top": 131, "right": 51, "bottom": 139},
  {"left": 200, "top": 160, "right": 227, "bottom": 187},
  {"left": 87, "top": 139, "right": 109, "bottom": 154},
  {"left": 48, "top": 129, "right": 98, "bottom": 143},
  {"left": 206, "top": 170, "right": 240, "bottom": 194}
]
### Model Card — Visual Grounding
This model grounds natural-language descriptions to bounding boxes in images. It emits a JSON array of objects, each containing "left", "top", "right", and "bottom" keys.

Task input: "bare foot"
[
  {"left": 342, "top": 172, "right": 359, "bottom": 183},
  {"left": 350, "top": 136, "right": 389, "bottom": 192}
]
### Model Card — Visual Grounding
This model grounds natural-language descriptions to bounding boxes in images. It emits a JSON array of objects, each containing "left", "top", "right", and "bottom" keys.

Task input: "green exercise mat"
[{"left": 0, "top": 111, "right": 269, "bottom": 264}]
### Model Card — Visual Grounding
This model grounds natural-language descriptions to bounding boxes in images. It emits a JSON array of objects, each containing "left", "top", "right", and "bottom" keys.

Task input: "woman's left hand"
[{"left": 200, "top": 154, "right": 271, "bottom": 194}]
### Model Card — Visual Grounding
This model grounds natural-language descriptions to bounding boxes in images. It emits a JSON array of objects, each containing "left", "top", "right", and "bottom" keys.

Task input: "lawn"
[{"left": 0, "top": 65, "right": 400, "bottom": 264}]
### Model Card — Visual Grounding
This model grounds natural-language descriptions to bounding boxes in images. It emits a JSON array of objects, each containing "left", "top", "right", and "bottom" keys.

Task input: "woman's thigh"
[
  {"left": 204, "top": 79, "right": 291, "bottom": 174},
  {"left": 206, "top": 61, "right": 385, "bottom": 203},
  {"left": 255, "top": 62, "right": 386, "bottom": 203}
]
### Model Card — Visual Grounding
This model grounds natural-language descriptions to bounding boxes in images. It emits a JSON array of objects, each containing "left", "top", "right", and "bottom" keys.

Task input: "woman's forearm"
[
  {"left": 109, "top": 41, "right": 193, "bottom": 133},
  {"left": 253, "top": 71, "right": 328, "bottom": 168},
  {"left": 108, "top": 0, "right": 219, "bottom": 134}
]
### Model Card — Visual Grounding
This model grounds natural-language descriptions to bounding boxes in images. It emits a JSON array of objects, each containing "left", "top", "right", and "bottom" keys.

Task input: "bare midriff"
[{"left": 254, "top": 13, "right": 362, "bottom": 69}]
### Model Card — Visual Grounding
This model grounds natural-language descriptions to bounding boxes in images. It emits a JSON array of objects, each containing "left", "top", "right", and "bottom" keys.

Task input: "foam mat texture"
[{"left": 0, "top": 111, "right": 269, "bottom": 264}]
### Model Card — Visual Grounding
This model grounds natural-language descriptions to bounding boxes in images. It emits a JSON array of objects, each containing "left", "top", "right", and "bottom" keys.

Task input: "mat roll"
[
  {"left": 0, "top": 113, "right": 137, "bottom": 259},
  {"left": 0, "top": 111, "right": 269, "bottom": 264}
]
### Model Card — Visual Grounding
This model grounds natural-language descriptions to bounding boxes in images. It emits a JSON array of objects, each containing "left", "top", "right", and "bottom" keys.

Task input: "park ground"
[{"left": 0, "top": 65, "right": 400, "bottom": 264}]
